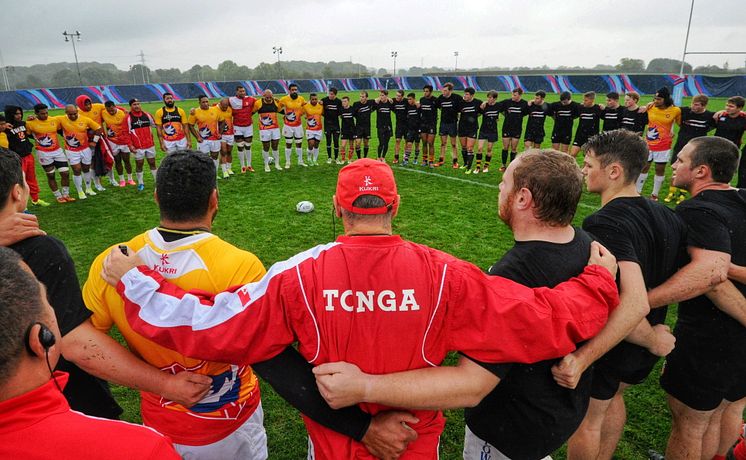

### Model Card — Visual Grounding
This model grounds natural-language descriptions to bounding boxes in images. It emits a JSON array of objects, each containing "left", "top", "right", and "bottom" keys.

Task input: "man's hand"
[
  {"left": 647, "top": 324, "right": 675, "bottom": 357},
  {"left": 362, "top": 411, "right": 419, "bottom": 460},
  {"left": 0, "top": 212, "right": 45, "bottom": 246},
  {"left": 551, "top": 353, "right": 588, "bottom": 389},
  {"left": 101, "top": 246, "right": 144, "bottom": 286},
  {"left": 160, "top": 371, "right": 213, "bottom": 408},
  {"left": 588, "top": 241, "right": 618, "bottom": 279},
  {"left": 313, "top": 361, "right": 370, "bottom": 409}
]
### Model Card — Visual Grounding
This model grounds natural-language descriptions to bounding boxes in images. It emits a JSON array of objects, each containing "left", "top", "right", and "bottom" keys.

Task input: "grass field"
[{"left": 29, "top": 92, "right": 738, "bottom": 459}]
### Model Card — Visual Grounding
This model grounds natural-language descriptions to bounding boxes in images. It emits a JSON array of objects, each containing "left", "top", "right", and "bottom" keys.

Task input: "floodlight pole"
[
  {"left": 454, "top": 51, "right": 459, "bottom": 72},
  {"left": 63, "top": 30, "right": 83, "bottom": 86},
  {"left": 679, "top": 0, "right": 694, "bottom": 77},
  {"left": 391, "top": 51, "right": 398, "bottom": 76},
  {"left": 273, "top": 46, "right": 283, "bottom": 81}
]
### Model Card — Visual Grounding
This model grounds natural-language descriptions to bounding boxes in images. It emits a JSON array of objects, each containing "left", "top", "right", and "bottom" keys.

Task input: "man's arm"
[
  {"left": 0, "top": 212, "right": 45, "bottom": 245},
  {"left": 729, "top": 263, "right": 746, "bottom": 284},
  {"left": 705, "top": 280, "right": 746, "bottom": 327},
  {"left": 551, "top": 261, "right": 650, "bottom": 389},
  {"left": 62, "top": 320, "right": 212, "bottom": 407},
  {"left": 313, "top": 355, "right": 499, "bottom": 410},
  {"left": 647, "top": 246, "right": 729, "bottom": 308}
]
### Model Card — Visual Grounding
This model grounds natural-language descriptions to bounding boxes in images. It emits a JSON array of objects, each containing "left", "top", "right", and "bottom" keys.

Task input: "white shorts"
[
  {"left": 197, "top": 139, "right": 221, "bottom": 154},
  {"left": 283, "top": 125, "right": 304, "bottom": 140},
  {"left": 234, "top": 125, "right": 253, "bottom": 138},
  {"left": 37, "top": 148, "right": 67, "bottom": 166},
  {"left": 65, "top": 148, "right": 92, "bottom": 166},
  {"left": 174, "top": 402, "right": 267, "bottom": 460},
  {"left": 259, "top": 128, "right": 281, "bottom": 142},
  {"left": 221, "top": 134, "right": 235, "bottom": 145},
  {"left": 463, "top": 425, "right": 551, "bottom": 460},
  {"left": 306, "top": 130, "right": 323, "bottom": 141},
  {"left": 648, "top": 149, "right": 671, "bottom": 164},
  {"left": 163, "top": 138, "right": 188, "bottom": 153},
  {"left": 135, "top": 147, "right": 156, "bottom": 161},
  {"left": 108, "top": 141, "right": 131, "bottom": 155}
]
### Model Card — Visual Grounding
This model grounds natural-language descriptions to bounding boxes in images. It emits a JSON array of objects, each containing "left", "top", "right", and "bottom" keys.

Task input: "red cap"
[{"left": 336, "top": 159, "right": 398, "bottom": 215}]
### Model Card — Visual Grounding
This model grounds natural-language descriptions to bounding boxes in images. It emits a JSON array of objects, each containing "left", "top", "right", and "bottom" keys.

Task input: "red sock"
[{"left": 735, "top": 439, "right": 746, "bottom": 460}]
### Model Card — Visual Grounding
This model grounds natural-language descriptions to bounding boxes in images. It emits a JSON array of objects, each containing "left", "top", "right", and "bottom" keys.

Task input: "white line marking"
[{"left": 395, "top": 166, "right": 598, "bottom": 210}]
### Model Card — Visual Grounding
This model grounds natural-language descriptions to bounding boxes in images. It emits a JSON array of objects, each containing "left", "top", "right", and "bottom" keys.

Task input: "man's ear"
[
  {"left": 515, "top": 187, "right": 532, "bottom": 210},
  {"left": 332, "top": 195, "right": 342, "bottom": 218}
]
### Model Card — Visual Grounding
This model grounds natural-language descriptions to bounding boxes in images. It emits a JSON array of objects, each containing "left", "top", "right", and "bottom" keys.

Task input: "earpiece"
[{"left": 25, "top": 322, "right": 56, "bottom": 355}]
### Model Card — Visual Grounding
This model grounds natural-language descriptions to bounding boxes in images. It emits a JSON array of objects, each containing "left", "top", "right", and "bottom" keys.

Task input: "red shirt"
[
  {"left": 230, "top": 96, "right": 256, "bottom": 127},
  {"left": 127, "top": 111, "right": 156, "bottom": 149},
  {"left": 118, "top": 235, "right": 618, "bottom": 459},
  {"left": 0, "top": 372, "right": 180, "bottom": 460}
]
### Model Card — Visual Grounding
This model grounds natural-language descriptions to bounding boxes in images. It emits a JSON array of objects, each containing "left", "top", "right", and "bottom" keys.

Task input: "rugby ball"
[{"left": 296, "top": 201, "right": 315, "bottom": 213}]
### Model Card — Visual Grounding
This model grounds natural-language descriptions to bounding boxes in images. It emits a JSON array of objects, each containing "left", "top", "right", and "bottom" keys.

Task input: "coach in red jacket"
[{"left": 101, "top": 158, "right": 620, "bottom": 460}]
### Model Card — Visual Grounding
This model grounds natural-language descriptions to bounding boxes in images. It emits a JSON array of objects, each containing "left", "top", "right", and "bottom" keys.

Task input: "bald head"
[
  {"left": 263, "top": 89, "right": 273, "bottom": 101},
  {"left": 219, "top": 98, "right": 230, "bottom": 110},
  {"left": 64, "top": 104, "right": 78, "bottom": 120}
]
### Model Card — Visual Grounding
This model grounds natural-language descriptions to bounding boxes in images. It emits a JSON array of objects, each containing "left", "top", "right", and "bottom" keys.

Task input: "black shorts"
[
  {"left": 552, "top": 129, "right": 573, "bottom": 145},
  {"left": 394, "top": 120, "right": 406, "bottom": 139},
  {"left": 355, "top": 126, "right": 371, "bottom": 140},
  {"left": 324, "top": 126, "right": 340, "bottom": 135},
  {"left": 660, "top": 325, "right": 746, "bottom": 411},
  {"left": 572, "top": 131, "right": 596, "bottom": 147},
  {"left": 44, "top": 160, "right": 69, "bottom": 170},
  {"left": 419, "top": 124, "right": 436, "bottom": 135},
  {"left": 341, "top": 129, "right": 355, "bottom": 140},
  {"left": 478, "top": 131, "right": 498, "bottom": 142},
  {"left": 590, "top": 342, "right": 660, "bottom": 400},
  {"left": 404, "top": 129, "right": 420, "bottom": 143},
  {"left": 439, "top": 122, "right": 457, "bottom": 137},
  {"left": 502, "top": 125, "right": 522, "bottom": 139},
  {"left": 377, "top": 126, "right": 392, "bottom": 138},
  {"left": 458, "top": 125, "right": 478, "bottom": 139},
  {"left": 524, "top": 130, "right": 545, "bottom": 145}
]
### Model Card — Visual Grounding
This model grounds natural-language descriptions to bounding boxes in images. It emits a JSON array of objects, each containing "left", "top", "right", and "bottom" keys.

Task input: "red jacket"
[
  {"left": 119, "top": 234, "right": 619, "bottom": 459},
  {"left": 0, "top": 372, "right": 180, "bottom": 459}
]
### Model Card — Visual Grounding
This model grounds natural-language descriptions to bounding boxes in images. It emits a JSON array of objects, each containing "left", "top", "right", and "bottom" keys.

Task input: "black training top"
[
  {"left": 465, "top": 228, "right": 594, "bottom": 460},
  {"left": 352, "top": 100, "right": 376, "bottom": 130},
  {"left": 675, "top": 107, "right": 715, "bottom": 148},
  {"left": 6, "top": 121, "right": 34, "bottom": 156},
  {"left": 479, "top": 102, "right": 501, "bottom": 134},
  {"left": 526, "top": 102, "right": 550, "bottom": 133},
  {"left": 457, "top": 98, "right": 482, "bottom": 132},
  {"left": 419, "top": 96, "right": 438, "bottom": 127},
  {"left": 436, "top": 93, "right": 463, "bottom": 124},
  {"left": 576, "top": 104, "right": 602, "bottom": 134},
  {"left": 620, "top": 107, "right": 648, "bottom": 134},
  {"left": 714, "top": 113, "right": 746, "bottom": 147},
  {"left": 501, "top": 99, "right": 528, "bottom": 128},
  {"left": 10, "top": 235, "right": 123, "bottom": 419},
  {"left": 601, "top": 106, "right": 624, "bottom": 131},
  {"left": 320, "top": 97, "right": 342, "bottom": 129},
  {"left": 375, "top": 100, "right": 393, "bottom": 129},
  {"left": 550, "top": 101, "right": 580, "bottom": 132},
  {"left": 339, "top": 105, "right": 356, "bottom": 132},
  {"left": 583, "top": 197, "right": 686, "bottom": 378},
  {"left": 405, "top": 102, "right": 420, "bottom": 131}
]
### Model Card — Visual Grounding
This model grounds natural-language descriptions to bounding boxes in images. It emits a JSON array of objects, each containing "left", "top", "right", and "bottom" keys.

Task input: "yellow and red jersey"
[
  {"left": 26, "top": 117, "right": 62, "bottom": 152},
  {"left": 101, "top": 108, "right": 131, "bottom": 145},
  {"left": 646, "top": 105, "right": 681, "bottom": 152},
  {"left": 127, "top": 111, "right": 156, "bottom": 149},
  {"left": 56, "top": 115, "right": 100, "bottom": 152},
  {"left": 253, "top": 98, "right": 280, "bottom": 130},
  {"left": 188, "top": 106, "right": 222, "bottom": 141},
  {"left": 304, "top": 103, "right": 323, "bottom": 131},
  {"left": 277, "top": 95, "right": 306, "bottom": 127},
  {"left": 154, "top": 107, "right": 188, "bottom": 142},
  {"left": 215, "top": 105, "right": 234, "bottom": 135},
  {"left": 82, "top": 229, "right": 266, "bottom": 446},
  {"left": 80, "top": 103, "right": 106, "bottom": 125},
  {"left": 0, "top": 132, "right": 7, "bottom": 149},
  {"left": 230, "top": 96, "right": 255, "bottom": 127}
]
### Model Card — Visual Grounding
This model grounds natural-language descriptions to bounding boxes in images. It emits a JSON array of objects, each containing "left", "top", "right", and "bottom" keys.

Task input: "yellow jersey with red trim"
[
  {"left": 26, "top": 117, "right": 63, "bottom": 152},
  {"left": 82, "top": 229, "right": 266, "bottom": 446},
  {"left": 154, "top": 107, "right": 188, "bottom": 142},
  {"left": 0, "top": 132, "right": 7, "bottom": 149},
  {"left": 81, "top": 103, "right": 106, "bottom": 125},
  {"left": 101, "top": 108, "right": 130, "bottom": 145},
  {"left": 188, "top": 106, "right": 222, "bottom": 141},
  {"left": 215, "top": 105, "right": 234, "bottom": 135},
  {"left": 646, "top": 105, "right": 681, "bottom": 152},
  {"left": 56, "top": 115, "right": 100, "bottom": 152},
  {"left": 277, "top": 95, "right": 306, "bottom": 127},
  {"left": 304, "top": 103, "right": 323, "bottom": 131},
  {"left": 253, "top": 98, "right": 280, "bottom": 130}
]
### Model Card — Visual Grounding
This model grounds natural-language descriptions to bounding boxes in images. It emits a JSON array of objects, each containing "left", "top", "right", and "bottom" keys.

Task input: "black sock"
[
  {"left": 452, "top": 157, "right": 458, "bottom": 165},
  {"left": 510, "top": 151, "right": 517, "bottom": 162},
  {"left": 355, "top": 148, "right": 361, "bottom": 159},
  {"left": 485, "top": 154, "right": 492, "bottom": 168},
  {"left": 363, "top": 146, "right": 369, "bottom": 158},
  {"left": 501, "top": 149, "right": 508, "bottom": 165},
  {"left": 475, "top": 153, "right": 483, "bottom": 168},
  {"left": 462, "top": 148, "right": 468, "bottom": 165},
  {"left": 466, "top": 151, "right": 474, "bottom": 168},
  {"left": 325, "top": 133, "right": 332, "bottom": 157}
]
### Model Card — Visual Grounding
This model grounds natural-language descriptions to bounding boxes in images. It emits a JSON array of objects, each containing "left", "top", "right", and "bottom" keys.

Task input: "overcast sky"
[{"left": 2, "top": 0, "right": 744, "bottom": 72}]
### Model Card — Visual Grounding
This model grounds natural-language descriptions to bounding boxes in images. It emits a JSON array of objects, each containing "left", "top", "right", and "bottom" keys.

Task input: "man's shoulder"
[{"left": 9, "top": 234, "right": 69, "bottom": 264}]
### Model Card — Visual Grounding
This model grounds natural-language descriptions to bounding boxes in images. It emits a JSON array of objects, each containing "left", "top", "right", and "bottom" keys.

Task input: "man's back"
[
  {"left": 0, "top": 373, "right": 179, "bottom": 460},
  {"left": 83, "top": 228, "right": 266, "bottom": 445}
]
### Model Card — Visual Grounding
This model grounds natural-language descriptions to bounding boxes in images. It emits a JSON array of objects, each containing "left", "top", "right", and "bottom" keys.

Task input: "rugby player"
[
  {"left": 127, "top": 98, "right": 158, "bottom": 191},
  {"left": 713, "top": 96, "right": 746, "bottom": 188},
  {"left": 523, "top": 90, "right": 550, "bottom": 151},
  {"left": 216, "top": 98, "right": 236, "bottom": 178},
  {"left": 474, "top": 90, "right": 501, "bottom": 174},
  {"left": 26, "top": 104, "right": 74, "bottom": 202},
  {"left": 321, "top": 87, "right": 342, "bottom": 164},
  {"left": 401, "top": 93, "right": 421, "bottom": 166},
  {"left": 550, "top": 91, "right": 579, "bottom": 154},
  {"left": 154, "top": 92, "right": 191, "bottom": 153},
  {"left": 57, "top": 104, "right": 104, "bottom": 199},
  {"left": 391, "top": 90, "right": 408, "bottom": 164},
  {"left": 418, "top": 85, "right": 437, "bottom": 167},
  {"left": 304, "top": 93, "right": 323, "bottom": 166},
  {"left": 620, "top": 92, "right": 648, "bottom": 136},
  {"left": 102, "top": 101, "right": 134, "bottom": 187},
  {"left": 277, "top": 83, "right": 306, "bottom": 168},
  {"left": 352, "top": 91, "right": 376, "bottom": 159},
  {"left": 570, "top": 91, "right": 602, "bottom": 158},
  {"left": 374, "top": 90, "right": 393, "bottom": 162},
  {"left": 253, "top": 90, "right": 283, "bottom": 172},
  {"left": 500, "top": 88, "right": 528, "bottom": 167},
  {"left": 229, "top": 86, "right": 256, "bottom": 173},
  {"left": 436, "top": 82, "right": 462, "bottom": 168},
  {"left": 636, "top": 87, "right": 681, "bottom": 200},
  {"left": 458, "top": 87, "right": 481, "bottom": 173},
  {"left": 338, "top": 96, "right": 355, "bottom": 164},
  {"left": 187, "top": 95, "right": 223, "bottom": 173}
]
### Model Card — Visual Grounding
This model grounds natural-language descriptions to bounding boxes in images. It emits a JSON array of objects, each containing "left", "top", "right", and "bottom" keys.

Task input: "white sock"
[
  {"left": 273, "top": 150, "right": 280, "bottom": 165},
  {"left": 246, "top": 150, "right": 252, "bottom": 166},
  {"left": 213, "top": 159, "right": 219, "bottom": 171},
  {"left": 313, "top": 148, "right": 319, "bottom": 162},
  {"left": 62, "top": 186, "right": 70, "bottom": 196},
  {"left": 118, "top": 173, "right": 125, "bottom": 182},
  {"left": 72, "top": 175, "right": 83, "bottom": 192},
  {"left": 653, "top": 175, "right": 665, "bottom": 196},
  {"left": 285, "top": 148, "right": 292, "bottom": 163},
  {"left": 296, "top": 146, "right": 303, "bottom": 163},
  {"left": 127, "top": 173, "right": 133, "bottom": 181},
  {"left": 52, "top": 189, "right": 62, "bottom": 198},
  {"left": 636, "top": 173, "right": 648, "bottom": 193},
  {"left": 136, "top": 171, "right": 144, "bottom": 185},
  {"left": 262, "top": 151, "right": 270, "bottom": 165},
  {"left": 239, "top": 148, "right": 246, "bottom": 167},
  {"left": 107, "top": 170, "right": 115, "bottom": 182},
  {"left": 93, "top": 176, "right": 102, "bottom": 187},
  {"left": 150, "top": 168, "right": 157, "bottom": 180},
  {"left": 83, "top": 170, "right": 92, "bottom": 188}
]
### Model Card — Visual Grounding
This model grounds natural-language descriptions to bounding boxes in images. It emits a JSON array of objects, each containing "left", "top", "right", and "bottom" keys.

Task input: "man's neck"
[
  {"left": 343, "top": 222, "right": 392, "bottom": 237},
  {"left": 690, "top": 181, "right": 732, "bottom": 197},
  {"left": 0, "top": 202, "right": 25, "bottom": 222},
  {"left": 600, "top": 183, "right": 639, "bottom": 206},
  {"left": 159, "top": 218, "right": 212, "bottom": 232},
  {"left": 627, "top": 104, "right": 639, "bottom": 111},
  {"left": 0, "top": 361, "right": 50, "bottom": 402},
  {"left": 511, "top": 219, "right": 575, "bottom": 244}
]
